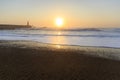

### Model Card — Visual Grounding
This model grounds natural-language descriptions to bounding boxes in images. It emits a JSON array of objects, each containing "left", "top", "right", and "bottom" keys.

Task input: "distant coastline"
[{"left": 0, "top": 24, "right": 32, "bottom": 30}]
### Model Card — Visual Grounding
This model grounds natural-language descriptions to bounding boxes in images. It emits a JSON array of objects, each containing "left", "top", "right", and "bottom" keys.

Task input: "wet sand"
[{"left": 0, "top": 40, "right": 120, "bottom": 80}]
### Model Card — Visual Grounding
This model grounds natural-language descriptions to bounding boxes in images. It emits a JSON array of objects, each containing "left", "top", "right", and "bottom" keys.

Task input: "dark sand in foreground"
[{"left": 0, "top": 41, "right": 120, "bottom": 80}]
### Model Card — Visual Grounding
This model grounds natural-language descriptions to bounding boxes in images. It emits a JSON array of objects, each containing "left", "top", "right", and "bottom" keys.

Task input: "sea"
[{"left": 0, "top": 28, "right": 120, "bottom": 48}]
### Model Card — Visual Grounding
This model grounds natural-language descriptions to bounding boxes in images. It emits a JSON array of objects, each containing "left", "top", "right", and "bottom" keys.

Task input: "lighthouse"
[{"left": 27, "top": 21, "right": 29, "bottom": 26}]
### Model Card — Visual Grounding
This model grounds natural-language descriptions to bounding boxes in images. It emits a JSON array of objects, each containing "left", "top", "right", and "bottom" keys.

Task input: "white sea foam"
[{"left": 0, "top": 28, "right": 120, "bottom": 48}]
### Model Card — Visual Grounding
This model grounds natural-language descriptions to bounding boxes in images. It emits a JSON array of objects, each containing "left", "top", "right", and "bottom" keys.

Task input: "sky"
[{"left": 0, "top": 0, "right": 120, "bottom": 28}]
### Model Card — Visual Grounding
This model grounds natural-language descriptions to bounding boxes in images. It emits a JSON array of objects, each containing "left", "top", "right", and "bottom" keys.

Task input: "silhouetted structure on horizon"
[
  {"left": 27, "top": 21, "right": 30, "bottom": 26},
  {"left": 0, "top": 21, "right": 32, "bottom": 30}
]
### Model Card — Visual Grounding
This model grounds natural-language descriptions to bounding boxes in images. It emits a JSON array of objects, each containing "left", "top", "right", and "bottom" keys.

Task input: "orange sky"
[{"left": 0, "top": 0, "right": 120, "bottom": 29}]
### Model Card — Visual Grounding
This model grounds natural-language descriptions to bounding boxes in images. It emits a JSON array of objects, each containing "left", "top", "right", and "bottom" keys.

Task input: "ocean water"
[{"left": 0, "top": 28, "right": 120, "bottom": 48}]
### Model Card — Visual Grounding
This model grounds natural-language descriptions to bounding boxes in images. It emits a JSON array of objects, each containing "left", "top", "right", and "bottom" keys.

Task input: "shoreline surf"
[{"left": 1, "top": 28, "right": 120, "bottom": 48}]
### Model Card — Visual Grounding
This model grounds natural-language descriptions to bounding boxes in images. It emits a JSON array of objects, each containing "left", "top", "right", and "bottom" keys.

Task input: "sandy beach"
[{"left": 0, "top": 40, "right": 120, "bottom": 80}]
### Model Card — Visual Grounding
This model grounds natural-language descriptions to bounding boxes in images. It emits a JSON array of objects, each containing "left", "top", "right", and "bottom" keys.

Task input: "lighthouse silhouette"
[{"left": 27, "top": 21, "right": 29, "bottom": 26}]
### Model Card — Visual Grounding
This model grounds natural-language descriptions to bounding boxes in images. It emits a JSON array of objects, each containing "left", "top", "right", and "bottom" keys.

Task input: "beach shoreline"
[
  {"left": 0, "top": 40, "right": 120, "bottom": 60},
  {"left": 0, "top": 40, "right": 120, "bottom": 80}
]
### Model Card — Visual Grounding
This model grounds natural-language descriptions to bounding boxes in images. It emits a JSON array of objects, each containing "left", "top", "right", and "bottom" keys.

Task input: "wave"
[
  {"left": 1, "top": 34, "right": 120, "bottom": 38},
  {"left": 1, "top": 33, "right": 120, "bottom": 38},
  {"left": 25, "top": 28, "right": 120, "bottom": 32},
  {"left": 1, "top": 28, "right": 120, "bottom": 38}
]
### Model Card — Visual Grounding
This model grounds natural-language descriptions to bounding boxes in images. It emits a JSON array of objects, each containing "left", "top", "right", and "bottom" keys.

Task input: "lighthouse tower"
[{"left": 27, "top": 21, "right": 29, "bottom": 26}]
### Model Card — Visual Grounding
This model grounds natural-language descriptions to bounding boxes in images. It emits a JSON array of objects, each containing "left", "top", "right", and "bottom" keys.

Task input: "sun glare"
[{"left": 56, "top": 17, "right": 64, "bottom": 27}]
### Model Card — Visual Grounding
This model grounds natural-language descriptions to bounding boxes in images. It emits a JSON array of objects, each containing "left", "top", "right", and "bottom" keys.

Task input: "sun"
[{"left": 55, "top": 17, "right": 64, "bottom": 27}]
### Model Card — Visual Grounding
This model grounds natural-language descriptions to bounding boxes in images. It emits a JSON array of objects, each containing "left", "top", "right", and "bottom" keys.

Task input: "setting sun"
[{"left": 56, "top": 17, "right": 64, "bottom": 27}]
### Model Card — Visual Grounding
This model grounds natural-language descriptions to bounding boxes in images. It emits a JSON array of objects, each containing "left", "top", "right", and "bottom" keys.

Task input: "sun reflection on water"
[
  {"left": 50, "top": 31, "right": 67, "bottom": 49},
  {"left": 56, "top": 45, "right": 61, "bottom": 49},
  {"left": 58, "top": 32, "right": 62, "bottom": 35}
]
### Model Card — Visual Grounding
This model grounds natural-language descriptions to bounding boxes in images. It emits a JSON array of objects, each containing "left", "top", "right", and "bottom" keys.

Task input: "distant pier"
[{"left": 0, "top": 22, "right": 32, "bottom": 30}]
